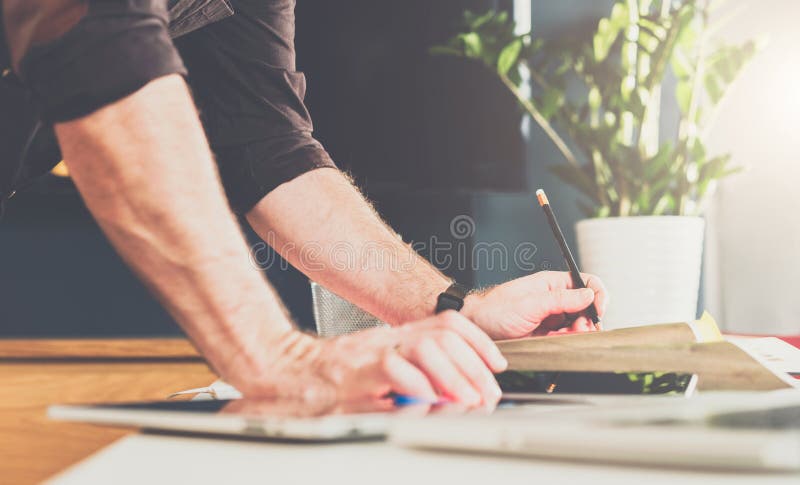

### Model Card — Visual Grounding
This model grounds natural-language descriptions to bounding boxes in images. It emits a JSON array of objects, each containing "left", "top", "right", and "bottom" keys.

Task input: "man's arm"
[
  {"left": 247, "top": 168, "right": 450, "bottom": 326},
  {"left": 57, "top": 75, "right": 293, "bottom": 389},
  {"left": 248, "top": 168, "right": 608, "bottom": 339}
]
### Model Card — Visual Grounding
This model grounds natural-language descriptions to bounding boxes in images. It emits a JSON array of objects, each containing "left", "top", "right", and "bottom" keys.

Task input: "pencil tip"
[{"left": 535, "top": 189, "right": 549, "bottom": 206}]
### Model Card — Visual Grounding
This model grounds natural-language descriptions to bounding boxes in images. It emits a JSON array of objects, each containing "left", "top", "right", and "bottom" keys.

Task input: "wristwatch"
[{"left": 435, "top": 283, "right": 470, "bottom": 314}]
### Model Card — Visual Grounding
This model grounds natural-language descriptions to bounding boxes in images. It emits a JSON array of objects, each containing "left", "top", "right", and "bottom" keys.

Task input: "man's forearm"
[
  {"left": 56, "top": 75, "right": 293, "bottom": 383},
  {"left": 247, "top": 168, "right": 451, "bottom": 325}
]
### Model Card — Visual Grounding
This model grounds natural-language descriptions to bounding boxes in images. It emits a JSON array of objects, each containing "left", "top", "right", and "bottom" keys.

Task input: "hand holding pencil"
[
  {"left": 460, "top": 188, "right": 607, "bottom": 340},
  {"left": 462, "top": 270, "right": 607, "bottom": 339},
  {"left": 536, "top": 189, "right": 602, "bottom": 330}
]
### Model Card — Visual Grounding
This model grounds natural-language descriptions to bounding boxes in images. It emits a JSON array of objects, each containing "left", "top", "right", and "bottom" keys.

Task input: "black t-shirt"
[
  {"left": 0, "top": 0, "right": 335, "bottom": 216},
  {"left": 175, "top": 0, "right": 336, "bottom": 213}
]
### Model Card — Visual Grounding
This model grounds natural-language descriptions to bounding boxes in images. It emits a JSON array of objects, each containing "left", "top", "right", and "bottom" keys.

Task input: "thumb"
[{"left": 546, "top": 288, "right": 595, "bottom": 314}]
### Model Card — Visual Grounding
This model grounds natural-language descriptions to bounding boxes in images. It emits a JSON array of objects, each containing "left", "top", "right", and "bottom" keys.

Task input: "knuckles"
[
  {"left": 435, "top": 310, "right": 466, "bottom": 329},
  {"left": 380, "top": 349, "right": 399, "bottom": 374},
  {"left": 413, "top": 336, "right": 440, "bottom": 358},
  {"left": 404, "top": 329, "right": 465, "bottom": 360},
  {"left": 435, "top": 329, "right": 462, "bottom": 349}
]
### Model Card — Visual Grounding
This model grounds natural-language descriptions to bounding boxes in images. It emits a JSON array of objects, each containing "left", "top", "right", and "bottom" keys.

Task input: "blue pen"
[
  {"left": 390, "top": 394, "right": 429, "bottom": 406},
  {"left": 389, "top": 393, "right": 444, "bottom": 406}
]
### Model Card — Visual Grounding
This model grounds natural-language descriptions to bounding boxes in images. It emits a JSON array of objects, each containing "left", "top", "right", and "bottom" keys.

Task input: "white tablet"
[{"left": 49, "top": 399, "right": 396, "bottom": 441}]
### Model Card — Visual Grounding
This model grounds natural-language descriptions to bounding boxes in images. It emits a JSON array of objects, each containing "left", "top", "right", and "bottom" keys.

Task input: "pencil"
[{"left": 535, "top": 189, "right": 601, "bottom": 330}]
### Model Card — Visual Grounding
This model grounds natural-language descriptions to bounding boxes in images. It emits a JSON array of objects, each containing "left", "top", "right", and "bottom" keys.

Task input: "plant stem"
[
  {"left": 621, "top": 0, "right": 640, "bottom": 147},
  {"left": 676, "top": 0, "right": 710, "bottom": 214},
  {"left": 498, "top": 73, "right": 582, "bottom": 170},
  {"left": 637, "top": 1, "right": 675, "bottom": 158},
  {"left": 528, "top": 68, "right": 552, "bottom": 92}
]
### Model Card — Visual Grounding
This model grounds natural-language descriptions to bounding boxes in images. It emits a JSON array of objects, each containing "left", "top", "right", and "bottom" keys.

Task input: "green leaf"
[
  {"left": 670, "top": 46, "right": 693, "bottom": 79},
  {"left": 593, "top": 2, "right": 629, "bottom": 62},
  {"left": 652, "top": 5, "right": 696, "bottom": 89},
  {"left": 690, "top": 138, "right": 707, "bottom": 161},
  {"left": 538, "top": 88, "right": 565, "bottom": 119},
  {"left": 620, "top": 73, "right": 636, "bottom": 101},
  {"left": 675, "top": 80, "right": 692, "bottom": 114},
  {"left": 588, "top": 86, "right": 602, "bottom": 110},
  {"left": 702, "top": 40, "right": 760, "bottom": 105},
  {"left": 493, "top": 11, "right": 509, "bottom": 27},
  {"left": 637, "top": 30, "right": 660, "bottom": 54},
  {"left": 466, "top": 10, "right": 495, "bottom": 30},
  {"left": 644, "top": 142, "right": 675, "bottom": 181},
  {"left": 698, "top": 153, "right": 733, "bottom": 181},
  {"left": 459, "top": 32, "right": 484, "bottom": 59},
  {"left": 652, "top": 193, "right": 675, "bottom": 215},
  {"left": 497, "top": 38, "right": 523, "bottom": 76},
  {"left": 596, "top": 205, "right": 612, "bottom": 218},
  {"left": 721, "top": 165, "right": 744, "bottom": 178},
  {"left": 638, "top": 18, "right": 667, "bottom": 40}
]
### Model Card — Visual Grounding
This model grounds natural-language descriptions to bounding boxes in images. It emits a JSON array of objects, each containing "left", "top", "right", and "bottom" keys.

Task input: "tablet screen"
[{"left": 496, "top": 371, "right": 698, "bottom": 396}]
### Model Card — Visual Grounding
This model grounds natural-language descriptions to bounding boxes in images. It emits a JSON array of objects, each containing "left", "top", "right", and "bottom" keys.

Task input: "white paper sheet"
[{"left": 727, "top": 336, "right": 800, "bottom": 375}]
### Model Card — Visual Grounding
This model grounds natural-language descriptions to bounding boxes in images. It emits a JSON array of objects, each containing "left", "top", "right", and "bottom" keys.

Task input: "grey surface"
[{"left": 311, "top": 282, "right": 387, "bottom": 337}]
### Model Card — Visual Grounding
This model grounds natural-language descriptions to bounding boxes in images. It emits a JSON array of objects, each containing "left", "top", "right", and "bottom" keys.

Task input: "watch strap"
[{"left": 435, "top": 283, "right": 470, "bottom": 314}]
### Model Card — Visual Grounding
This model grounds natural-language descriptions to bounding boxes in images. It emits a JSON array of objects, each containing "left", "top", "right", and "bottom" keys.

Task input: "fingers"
[
  {"left": 406, "top": 337, "right": 483, "bottom": 405},
  {"left": 536, "top": 314, "right": 597, "bottom": 335},
  {"left": 581, "top": 273, "right": 608, "bottom": 318},
  {"left": 392, "top": 312, "right": 505, "bottom": 405},
  {"left": 432, "top": 311, "right": 508, "bottom": 373},
  {"left": 436, "top": 331, "right": 502, "bottom": 405},
  {"left": 539, "top": 271, "right": 608, "bottom": 319},
  {"left": 567, "top": 316, "right": 595, "bottom": 333},
  {"left": 545, "top": 287, "right": 596, "bottom": 314},
  {"left": 381, "top": 350, "right": 438, "bottom": 402}
]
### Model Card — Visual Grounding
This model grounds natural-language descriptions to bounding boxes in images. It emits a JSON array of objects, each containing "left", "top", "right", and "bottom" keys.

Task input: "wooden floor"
[{"left": 0, "top": 339, "right": 216, "bottom": 484}]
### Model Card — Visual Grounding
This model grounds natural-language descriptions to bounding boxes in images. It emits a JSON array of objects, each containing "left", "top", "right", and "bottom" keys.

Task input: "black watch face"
[{"left": 436, "top": 294, "right": 464, "bottom": 313}]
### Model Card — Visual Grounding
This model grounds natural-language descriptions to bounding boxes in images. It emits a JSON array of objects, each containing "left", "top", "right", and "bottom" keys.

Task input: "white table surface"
[{"left": 48, "top": 431, "right": 800, "bottom": 485}]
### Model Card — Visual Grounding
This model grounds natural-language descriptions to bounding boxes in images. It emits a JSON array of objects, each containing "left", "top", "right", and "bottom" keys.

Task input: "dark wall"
[
  {"left": 0, "top": 184, "right": 315, "bottom": 336},
  {"left": 0, "top": 185, "right": 181, "bottom": 337},
  {"left": 295, "top": 0, "right": 525, "bottom": 191}
]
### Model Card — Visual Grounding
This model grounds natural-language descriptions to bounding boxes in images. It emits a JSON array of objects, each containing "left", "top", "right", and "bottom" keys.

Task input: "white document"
[{"left": 727, "top": 336, "right": 800, "bottom": 375}]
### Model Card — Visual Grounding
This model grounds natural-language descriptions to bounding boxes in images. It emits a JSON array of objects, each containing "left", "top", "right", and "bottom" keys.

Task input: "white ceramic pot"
[{"left": 575, "top": 216, "right": 705, "bottom": 329}]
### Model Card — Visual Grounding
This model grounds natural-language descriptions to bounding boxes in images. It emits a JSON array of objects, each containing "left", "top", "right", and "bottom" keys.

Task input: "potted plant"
[{"left": 432, "top": 1, "right": 759, "bottom": 327}]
